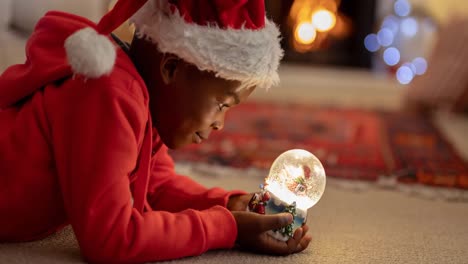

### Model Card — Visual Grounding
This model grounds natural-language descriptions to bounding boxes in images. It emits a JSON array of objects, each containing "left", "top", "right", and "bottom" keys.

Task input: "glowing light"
[
  {"left": 394, "top": 0, "right": 411, "bottom": 17},
  {"left": 401, "top": 17, "right": 419, "bottom": 37},
  {"left": 294, "top": 22, "right": 317, "bottom": 45},
  {"left": 405, "top": 62, "right": 417, "bottom": 74},
  {"left": 397, "top": 65, "right": 415, "bottom": 84},
  {"left": 364, "top": 34, "right": 380, "bottom": 52},
  {"left": 422, "top": 18, "right": 437, "bottom": 34},
  {"left": 265, "top": 149, "right": 326, "bottom": 212},
  {"left": 412, "top": 57, "right": 428, "bottom": 75},
  {"left": 311, "top": 9, "right": 337, "bottom": 32},
  {"left": 382, "top": 15, "right": 400, "bottom": 34},
  {"left": 377, "top": 28, "right": 394, "bottom": 47},
  {"left": 383, "top": 47, "right": 401, "bottom": 66}
]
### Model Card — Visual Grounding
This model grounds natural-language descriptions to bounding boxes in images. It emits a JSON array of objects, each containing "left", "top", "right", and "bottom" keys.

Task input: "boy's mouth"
[{"left": 193, "top": 132, "right": 206, "bottom": 144}]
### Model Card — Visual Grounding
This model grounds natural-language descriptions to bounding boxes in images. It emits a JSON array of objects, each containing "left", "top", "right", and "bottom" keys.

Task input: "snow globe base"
[{"left": 247, "top": 190, "right": 307, "bottom": 242}]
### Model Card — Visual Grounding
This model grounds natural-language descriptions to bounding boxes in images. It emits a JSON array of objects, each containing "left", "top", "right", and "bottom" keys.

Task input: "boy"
[{"left": 0, "top": 0, "right": 311, "bottom": 263}]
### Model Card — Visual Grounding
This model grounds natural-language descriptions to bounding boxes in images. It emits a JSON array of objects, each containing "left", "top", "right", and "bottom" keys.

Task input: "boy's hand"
[
  {"left": 231, "top": 211, "right": 312, "bottom": 255},
  {"left": 227, "top": 193, "right": 254, "bottom": 211}
]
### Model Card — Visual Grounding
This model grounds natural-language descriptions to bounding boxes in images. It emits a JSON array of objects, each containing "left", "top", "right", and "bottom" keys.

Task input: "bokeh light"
[
  {"left": 396, "top": 65, "right": 414, "bottom": 84},
  {"left": 377, "top": 28, "right": 394, "bottom": 47},
  {"left": 363, "top": 0, "right": 429, "bottom": 85},
  {"left": 394, "top": 0, "right": 411, "bottom": 17},
  {"left": 401, "top": 17, "right": 419, "bottom": 37},
  {"left": 364, "top": 34, "right": 380, "bottom": 52},
  {"left": 381, "top": 15, "right": 400, "bottom": 35},
  {"left": 412, "top": 57, "right": 428, "bottom": 75},
  {"left": 295, "top": 22, "right": 317, "bottom": 45},
  {"left": 311, "top": 9, "right": 337, "bottom": 32},
  {"left": 422, "top": 18, "right": 437, "bottom": 34},
  {"left": 405, "top": 62, "right": 417, "bottom": 74},
  {"left": 383, "top": 47, "right": 401, "bottom": 66}
]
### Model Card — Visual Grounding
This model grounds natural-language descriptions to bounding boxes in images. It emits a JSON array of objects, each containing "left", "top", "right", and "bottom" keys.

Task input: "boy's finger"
[
  {"left": 287, "top": 228, "right": 303, "bottom": 253},
  {"left": 256, "top": 213, "right": 293, "bottom": 232},
  {"left": 302, "top": 224, "right": 309, "bottom": 237},
  {"left": 294, "top": 228, "right": 303, "bottom": 242},
  {"left": 296, "top": 234, "right": 312, "bottom": 253},
  {"left": 260, "top": 235, "right": 291, "bottom": 256}
]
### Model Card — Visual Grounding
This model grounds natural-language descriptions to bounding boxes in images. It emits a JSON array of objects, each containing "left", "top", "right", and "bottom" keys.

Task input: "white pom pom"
[{"left": 64, "top": 27, "right": 116, "bottom": 78}]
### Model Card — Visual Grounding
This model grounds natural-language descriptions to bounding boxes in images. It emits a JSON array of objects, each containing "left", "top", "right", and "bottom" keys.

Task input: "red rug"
[{"left": 170, "top": 103, "right": 468, "bottom": 190}]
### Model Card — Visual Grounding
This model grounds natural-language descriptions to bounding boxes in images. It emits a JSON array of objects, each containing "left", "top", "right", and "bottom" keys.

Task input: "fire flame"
[
  {"left": 295, "top": 22, "right": 317, "bottom": 45},
  {"left": 312, "top": 9, "right": 337, "bottom": 32},
  {"left": 289, "top": 0, "right": 341, "bottom": 51}
]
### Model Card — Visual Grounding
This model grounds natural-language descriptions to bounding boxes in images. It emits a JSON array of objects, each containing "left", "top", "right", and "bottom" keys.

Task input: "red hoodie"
[{"left": 0, "top": 11, "right": 245, "bottom": 263}]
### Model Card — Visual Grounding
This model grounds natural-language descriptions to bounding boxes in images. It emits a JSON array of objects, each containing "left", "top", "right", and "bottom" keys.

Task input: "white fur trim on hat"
[
  {"left": 130, "top": 1, "right": 284, "bottom": 89},
  {"left": 64, "top": 27, "right": 117, "bottom": 78}
]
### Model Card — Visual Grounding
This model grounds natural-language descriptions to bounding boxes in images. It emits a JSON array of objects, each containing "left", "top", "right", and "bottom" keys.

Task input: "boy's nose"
[{"left": 212, "top": 120, "right": 224, "bottom": 131}]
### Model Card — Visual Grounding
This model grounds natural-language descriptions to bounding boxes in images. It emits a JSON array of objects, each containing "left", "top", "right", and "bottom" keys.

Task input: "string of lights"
[{"left": 364, "top": 0, "right": 433, "bottom": 85}]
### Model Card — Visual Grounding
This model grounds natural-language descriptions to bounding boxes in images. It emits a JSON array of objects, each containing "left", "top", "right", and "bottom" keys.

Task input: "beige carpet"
[{"left": 1, "top": 169, "right": 468, "bottom": 264}]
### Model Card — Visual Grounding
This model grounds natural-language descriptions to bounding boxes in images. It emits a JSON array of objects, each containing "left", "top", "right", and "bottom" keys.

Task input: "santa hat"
[{"left": 65, "top": 0, "right": 283, "bottom": 89}]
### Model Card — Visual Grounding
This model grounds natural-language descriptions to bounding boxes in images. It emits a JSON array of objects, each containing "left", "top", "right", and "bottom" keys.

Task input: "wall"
[
  {"left": 379, "top": 0, "right": 468, "bottom": 24},
  {"left": 10, "top": 0, "right": 108, "bottom": 33},
  {"left": 419, "top": 0, "right": 468, "bottom": 23}
]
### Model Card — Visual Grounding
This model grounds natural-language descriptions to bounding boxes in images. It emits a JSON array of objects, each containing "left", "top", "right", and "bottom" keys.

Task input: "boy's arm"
[
  {"left": 146, "top": 143, "right": 247, "bottom": 212},
  {"left": 50, "top": 77, "right": 237, "bottom": 263}
]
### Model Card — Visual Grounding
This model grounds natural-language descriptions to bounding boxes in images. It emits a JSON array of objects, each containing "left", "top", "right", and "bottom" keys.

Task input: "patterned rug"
[{"left": 170, "top": 103, "right": 468, "bottom": 191}]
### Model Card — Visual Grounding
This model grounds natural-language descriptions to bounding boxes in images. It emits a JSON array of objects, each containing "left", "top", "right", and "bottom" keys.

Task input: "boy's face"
[{"left": 150, "top": 56, "right": 255, "bottom": 149}]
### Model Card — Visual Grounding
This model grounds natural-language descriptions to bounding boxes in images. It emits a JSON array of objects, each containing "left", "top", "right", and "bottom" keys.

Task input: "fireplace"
[{"left": 266, "top": 0, "right": 377, "bottom": 69}]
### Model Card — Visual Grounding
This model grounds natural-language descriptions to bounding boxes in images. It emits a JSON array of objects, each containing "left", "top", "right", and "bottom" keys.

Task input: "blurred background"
[{"left": 1, "top": 0, "right": 468, "bottom": 112}]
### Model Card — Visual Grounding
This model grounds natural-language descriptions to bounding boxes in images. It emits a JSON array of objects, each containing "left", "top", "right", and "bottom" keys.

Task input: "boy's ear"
[{"left": 160, "top": 54, "right": 180, "bottom": 85}]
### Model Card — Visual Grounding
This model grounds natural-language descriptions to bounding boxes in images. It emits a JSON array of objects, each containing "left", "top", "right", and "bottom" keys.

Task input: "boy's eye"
[{"left": 218, "top": 103, "right": 229, "bottom": 111}]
